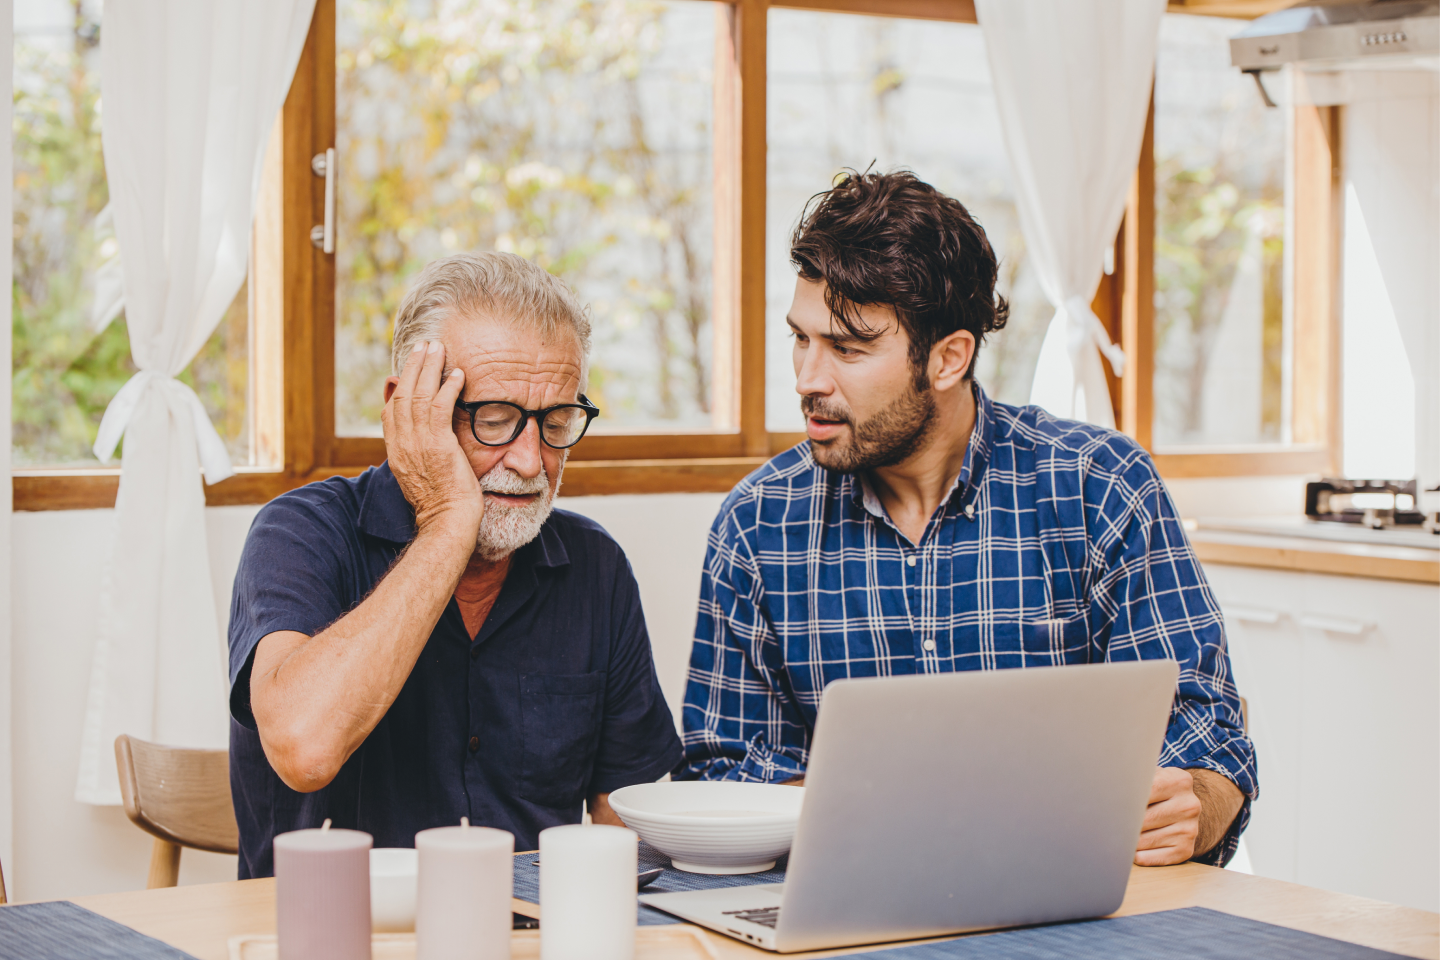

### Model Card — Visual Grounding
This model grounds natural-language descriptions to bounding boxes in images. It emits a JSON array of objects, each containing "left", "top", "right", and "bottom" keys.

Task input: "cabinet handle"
[
  {"left": 1224, "top": 605, "right": 1283, "bottom": 625},
  {"left": 1298, "top": 614, "right": 1370, "bottom": 636}
]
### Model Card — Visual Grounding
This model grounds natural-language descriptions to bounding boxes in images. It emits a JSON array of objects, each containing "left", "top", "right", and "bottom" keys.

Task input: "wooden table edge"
[{"left": 9, "top": 862, "right": 1431, "bottom": 960}]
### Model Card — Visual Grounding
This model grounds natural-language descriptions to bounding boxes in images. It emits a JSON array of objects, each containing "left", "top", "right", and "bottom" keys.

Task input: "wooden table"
[{"left": 42, "top": 863, "right": 1435, "bottom": 960}]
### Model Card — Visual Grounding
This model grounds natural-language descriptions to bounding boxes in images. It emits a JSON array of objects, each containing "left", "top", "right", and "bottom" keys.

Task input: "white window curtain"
[
  {"left": 976, "top": 0, "right": 1165, "bottom": 428},
  {"left": 75, "top": 0, "right": 317, "bottom": 805}
]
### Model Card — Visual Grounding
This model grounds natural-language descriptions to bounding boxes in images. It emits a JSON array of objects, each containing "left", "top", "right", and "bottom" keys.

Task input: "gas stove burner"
[{"left": 1304, "top": 478, "right": 1430, "bottom": 530}]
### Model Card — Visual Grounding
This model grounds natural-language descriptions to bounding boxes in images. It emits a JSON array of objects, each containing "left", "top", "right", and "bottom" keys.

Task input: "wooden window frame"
[
  {"left": 13, "top": 0, "right": 1333, "bottom": 509},
  {"left": 1141, "top": 84, "right": 1341, "bottom": 478}
]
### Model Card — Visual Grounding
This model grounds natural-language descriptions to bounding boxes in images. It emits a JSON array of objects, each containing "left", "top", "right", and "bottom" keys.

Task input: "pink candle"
[
  {"left": 416, "top": 821, "right": 514, "bottom": 960},
  {"left": 274, "top": 823, "right": 373, "bottom": 960}
]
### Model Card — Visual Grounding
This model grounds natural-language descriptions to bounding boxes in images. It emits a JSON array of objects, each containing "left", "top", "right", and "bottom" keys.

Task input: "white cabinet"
[
  {"left": 1293, "top": 574, "right": 1439, "bottom": 911},
  {"left": 1210, "top": 568, "right": 1305, "bottom": 884},
  {"left": 1204, "top": 564, "right": 1439, "bottom": 912}
]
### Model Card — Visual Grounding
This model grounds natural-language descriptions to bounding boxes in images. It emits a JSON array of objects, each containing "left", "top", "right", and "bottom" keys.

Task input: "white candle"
[
  {"left": 539, "top": 824, "right": 637, "bottom": 960},
  {"left": 274, "top": 823, "right": 372, "bottom": 960},
  {"left": 415, "top": 820, "right": 515, "bottom": 960}
]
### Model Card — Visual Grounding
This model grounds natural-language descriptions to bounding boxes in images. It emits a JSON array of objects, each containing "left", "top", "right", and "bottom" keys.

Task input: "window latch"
[{"left": 310, "top": 148, "right": 336, "bottom": 254}]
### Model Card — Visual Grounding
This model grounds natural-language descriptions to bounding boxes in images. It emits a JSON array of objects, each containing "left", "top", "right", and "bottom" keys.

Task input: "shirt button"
[
  {"left": 468, "top": 736, "right": 480, "bottom": 754},
  {"left": 964, "top": 503, "right": 976, "bottom": 519},
  {"left": 906, "top": 556, "right": 917, "bottom": 567},
  {"left": 922, "top": 639, "right": 936, "bottom": 652},
  {"left": 470, "top": 645, "right": 481, "bottom": 660}
]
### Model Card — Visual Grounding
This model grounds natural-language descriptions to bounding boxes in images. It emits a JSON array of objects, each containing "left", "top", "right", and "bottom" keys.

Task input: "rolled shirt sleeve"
[
  {"left": 1085, "top": 453, "right": 1257, "bottom": 866},
  {"left": 227, "top": 492, "right": 354, "bottom": 729}
]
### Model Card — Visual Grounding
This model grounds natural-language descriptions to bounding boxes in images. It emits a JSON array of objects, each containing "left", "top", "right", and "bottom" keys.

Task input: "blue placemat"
[
  {"left": 513, "top": 841, "right": 787, "bottom": 926},
  {"left": 828, "top": 907, "right": 1411, "bottom": 959},
  {"left": 0, "top": 900, "right": 199, "bottom": 960}
]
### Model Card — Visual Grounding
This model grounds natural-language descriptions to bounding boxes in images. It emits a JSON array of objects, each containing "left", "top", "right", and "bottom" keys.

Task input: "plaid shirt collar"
[{"left": 848, "top": 381, "right": 996, "bottom": 534}]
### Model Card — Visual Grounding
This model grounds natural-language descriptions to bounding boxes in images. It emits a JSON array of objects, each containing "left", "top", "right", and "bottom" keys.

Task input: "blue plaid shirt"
[{"left": 679, "top": 386, "right": 1256, "bottom": 866}]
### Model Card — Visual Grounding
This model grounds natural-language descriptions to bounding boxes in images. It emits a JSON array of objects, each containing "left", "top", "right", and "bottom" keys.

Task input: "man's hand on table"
[
  {"left": 383, "top": 339, "right": 483, "bottom": 543},
  {"left": 1135, "top": 766, "right": 1245, "bottom": 866}
]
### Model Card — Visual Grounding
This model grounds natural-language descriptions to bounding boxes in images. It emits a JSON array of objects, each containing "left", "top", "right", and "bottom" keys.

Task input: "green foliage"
[
  {"left": 13, "top": 4, "right": 250, "bottom": 467},
  {"left": 334, "top": 0, "right": 714, "bottom": 433},
  {"left": 1154, "top": 152, "right": 1284, "bottom": 441},
  {"left": 17, "top": 0, "right": 714, "bottom": 461},
  {"left": 11, "top": 7, "right": 113, "bottom": 465}
]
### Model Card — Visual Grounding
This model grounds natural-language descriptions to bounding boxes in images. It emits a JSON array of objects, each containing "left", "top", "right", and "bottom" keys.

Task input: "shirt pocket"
[
  {"left": 518, "top": 671, "right": 607, "bottom": 808},
  {"left": 1016, "top": 613, "right": 1092, "bottom": 666}
]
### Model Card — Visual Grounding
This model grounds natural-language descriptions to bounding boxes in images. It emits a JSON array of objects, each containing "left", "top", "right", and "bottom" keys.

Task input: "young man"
[
  {"left": 679, "top": 171, "right": 1255, "bottom": 867},
  {"left": 228, "top": 253, "right": 680, "bottom": 877}
]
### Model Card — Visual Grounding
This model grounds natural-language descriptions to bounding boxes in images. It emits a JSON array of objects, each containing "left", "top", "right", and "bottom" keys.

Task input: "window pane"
[
  {"left": 12, "top": 0, "right": 250, "bottom": 467},
  {"left": 1153, "top": 14, "right": 1286, "bottom": 448},
  {"left": 765, "top": 10, "right": 1049, "bottom": 432},
  {"left": 335, "top": 0, "right": 718, "bottom": 436}
]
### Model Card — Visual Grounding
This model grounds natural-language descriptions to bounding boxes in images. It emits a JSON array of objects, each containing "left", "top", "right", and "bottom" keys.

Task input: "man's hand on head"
[
  {"left": 1135, "top": 766, "right": 1245, "bottom": 866},
  {"left": 382, "top": 340, "right": 483, "bottom": 541}
]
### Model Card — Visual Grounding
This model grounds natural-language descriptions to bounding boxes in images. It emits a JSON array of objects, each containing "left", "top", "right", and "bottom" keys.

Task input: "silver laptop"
[{"left": 640, "top": 660, "right": 1179, "bottom": 953}]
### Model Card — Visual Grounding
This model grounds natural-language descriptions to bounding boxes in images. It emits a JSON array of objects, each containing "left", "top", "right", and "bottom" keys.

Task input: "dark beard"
[{"left": 804, "top": 382, "right": 937, "bottom": 473}]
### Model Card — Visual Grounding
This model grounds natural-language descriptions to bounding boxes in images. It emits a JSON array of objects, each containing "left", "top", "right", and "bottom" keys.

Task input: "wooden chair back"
[{"left": 114, "top": 734, "right": 239, "bottom": 888}]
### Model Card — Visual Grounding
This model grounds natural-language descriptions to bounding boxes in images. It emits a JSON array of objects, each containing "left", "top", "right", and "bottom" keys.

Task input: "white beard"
[{"left": 475, "top": 460, "right": 561, "bottom": 561}]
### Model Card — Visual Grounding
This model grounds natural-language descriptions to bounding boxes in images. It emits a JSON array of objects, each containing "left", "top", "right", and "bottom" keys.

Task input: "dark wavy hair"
[{"left": 789, "top": 169, "right": 1009, "bottom": 384}]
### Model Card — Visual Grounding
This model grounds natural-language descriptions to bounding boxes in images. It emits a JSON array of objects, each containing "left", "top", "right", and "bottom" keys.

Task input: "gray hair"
[{"left": 390, "top": 252, "right": 592, "bottom": 389}]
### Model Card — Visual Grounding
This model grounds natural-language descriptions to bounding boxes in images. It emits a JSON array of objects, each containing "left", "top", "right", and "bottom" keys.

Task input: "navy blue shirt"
[{"left": 227, "top": 463, "right": 682, "bottom": 878}]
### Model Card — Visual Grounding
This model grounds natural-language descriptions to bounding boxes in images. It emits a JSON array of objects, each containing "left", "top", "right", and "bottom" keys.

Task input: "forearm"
[
  {"left": 1190, "top": 767, "right": 1245, "bottom": 857},
  {"left": 588, "top": 793, "right": 623, "bottom": 827},
  {"left": 252, "top": 524, "right": 474, "bottom": 791}
]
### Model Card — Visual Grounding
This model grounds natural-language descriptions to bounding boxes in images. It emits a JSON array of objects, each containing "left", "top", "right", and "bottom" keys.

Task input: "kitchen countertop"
[{"left": 1186, "top": 516, "right": 1440, "bottom": 584}]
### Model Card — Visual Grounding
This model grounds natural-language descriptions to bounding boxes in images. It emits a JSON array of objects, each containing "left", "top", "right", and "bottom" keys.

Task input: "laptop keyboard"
[{"left": 722, "top": 906, "right": 780, "bottom": 929}]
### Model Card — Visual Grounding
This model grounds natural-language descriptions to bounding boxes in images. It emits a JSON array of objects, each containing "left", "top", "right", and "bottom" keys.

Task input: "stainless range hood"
[{"left": 1230, "top": 0, "right": 1438, "bottom": 72}]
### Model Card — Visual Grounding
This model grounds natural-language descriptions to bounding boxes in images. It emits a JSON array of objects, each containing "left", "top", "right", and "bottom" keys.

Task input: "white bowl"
[
  {"left": 607, "top": 781, "right": 805, "bottom": 874},
  {"left": 369, "top": 847, "right": 418, "bottom": 932}
]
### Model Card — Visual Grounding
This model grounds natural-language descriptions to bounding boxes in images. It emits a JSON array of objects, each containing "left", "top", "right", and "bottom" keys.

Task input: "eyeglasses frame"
[{"left": 454, "top": 395, "right": 601, "bottom": 449}]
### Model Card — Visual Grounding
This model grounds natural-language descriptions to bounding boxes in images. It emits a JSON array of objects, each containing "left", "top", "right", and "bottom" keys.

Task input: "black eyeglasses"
[{"left": 454, "top": 395, "right": 601, "bottom": 449}]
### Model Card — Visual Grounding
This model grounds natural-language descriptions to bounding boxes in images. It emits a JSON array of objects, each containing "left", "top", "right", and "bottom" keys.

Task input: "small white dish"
[
  {"left": 607, "top": 781, "right": 804, "bottom": 874},
  {"left": 370, "top": 847, "right": 418, "bottom": 932}
]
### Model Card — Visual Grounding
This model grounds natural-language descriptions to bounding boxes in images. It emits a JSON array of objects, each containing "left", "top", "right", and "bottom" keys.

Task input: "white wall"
[
  {"left": 8, "top": 491, "right": 722, "bottom": 902},
  {"left": 1164, "top": 475, "right": 1308, "bottom": 519}
]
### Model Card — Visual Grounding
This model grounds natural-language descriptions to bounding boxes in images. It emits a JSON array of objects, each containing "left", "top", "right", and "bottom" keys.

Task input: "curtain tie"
[
  {"left": 1062, "top": 294, "right": 1126, "bottom": 378},
  {"left": 92, "top": 370, "right": 236, "bottom": 485}
]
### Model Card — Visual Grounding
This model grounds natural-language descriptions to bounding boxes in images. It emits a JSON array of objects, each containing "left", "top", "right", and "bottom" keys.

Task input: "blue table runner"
[
  {"left": 827, "top": 907, "right": 1412, "bottom": 960},
  {"left": 0, "top": 900, "right": 199, "bottom": 960},
  {"left": 512, "top": 841, "right": 787, "bottom": 926}
]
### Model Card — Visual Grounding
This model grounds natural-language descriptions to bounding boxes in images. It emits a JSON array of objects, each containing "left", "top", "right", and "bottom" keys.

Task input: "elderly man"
[
  {"left": 228, "top": 252, "right": 681, "bottom": 878},
  {"left": 680, "top": 171, "right": 1256, "bottom": 867}
]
